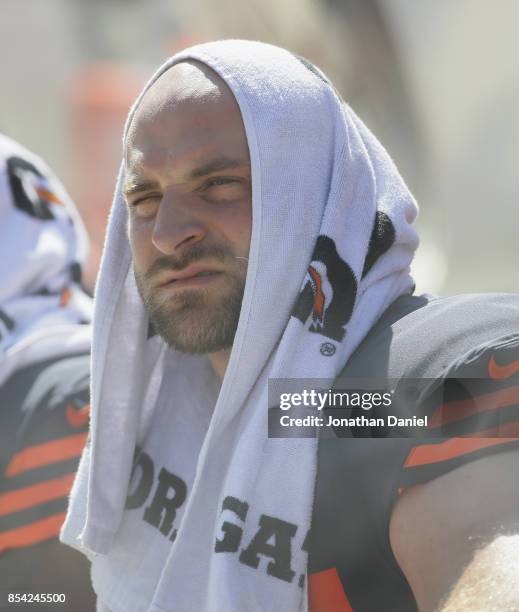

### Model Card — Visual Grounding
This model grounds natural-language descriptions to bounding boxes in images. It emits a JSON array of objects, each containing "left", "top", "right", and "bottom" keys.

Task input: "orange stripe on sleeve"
[
  {"left": 4, "top": 432, "right": 88, "bottom": 478},
  {"left": 460, "top": 420, "right": 519, "bottom": 438},
  {"left": 404, "top": 438, "right": 518, "bottom": 469},
  {"left": 429, "top": 384, "right": 519, "bottom": 428},
  {"left": 0, "top": 512, "right": 67, "bottom": 553},
  {"left": 0, "top": 473, "right": 75, "bottom": 517},
  {"left": 308, "top": 567, "right": 354, "bottom": 612}
]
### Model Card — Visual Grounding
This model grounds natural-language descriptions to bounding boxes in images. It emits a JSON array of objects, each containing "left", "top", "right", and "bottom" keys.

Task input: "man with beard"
[
  {"left": 126, "top": 60, "right": 251, "bottom": 380},
  {"left": 61, "top": 41, "right": 519, "bottom": 612},
  {"left": 0, "top": 134, "right": 95, "bottom": 609}
]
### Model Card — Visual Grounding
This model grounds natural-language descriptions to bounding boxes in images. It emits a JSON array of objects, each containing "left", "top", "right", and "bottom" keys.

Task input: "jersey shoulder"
[
  {"left": 1, "top": 352, "right": 90, "bottom": 454},
  {"left": 336, "top": 292, "right": 519, "bottom": 483},
  {"left": 342, "top": 292, "right": 519, "bottom": 381},
  {"left": 0, "top": 352, "right": 90, "bottom": 555}
]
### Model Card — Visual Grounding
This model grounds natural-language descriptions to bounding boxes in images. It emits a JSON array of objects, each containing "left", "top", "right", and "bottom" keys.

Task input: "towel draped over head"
[
  {"left": 61, "top": 40, "right": 419, "bottom": 611},
  {"left": 0, "top": 134, "right": 92, "bottom": 386}
]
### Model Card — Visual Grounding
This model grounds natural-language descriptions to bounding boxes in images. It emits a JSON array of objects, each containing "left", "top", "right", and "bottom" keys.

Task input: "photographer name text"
[{"left": 278, "top": 414, "right": 428, "bottom": 428}]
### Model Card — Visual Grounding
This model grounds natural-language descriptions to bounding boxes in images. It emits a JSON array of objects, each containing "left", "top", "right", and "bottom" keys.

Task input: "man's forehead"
[
  {"left": 128, "top": 61, "right": 233, "bottom": 133},
  {"left": 125, "top": 61, "right": 246, "bottom": 168},
  {"left": 125, "top": 124, "right": 249, "bottom": 179}
]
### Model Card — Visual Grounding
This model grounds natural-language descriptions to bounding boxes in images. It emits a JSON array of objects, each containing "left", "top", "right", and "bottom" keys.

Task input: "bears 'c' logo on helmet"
[
  {"left": 292, "top": 235, "right": 357, "bottom": 342},
  {"left": 6, "top": 156, "right": 64, "bottom": 220}
]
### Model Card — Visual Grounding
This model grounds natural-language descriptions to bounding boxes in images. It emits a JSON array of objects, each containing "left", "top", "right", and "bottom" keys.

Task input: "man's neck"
[{"left": 208, "top": 348, "right": 231, "bottom": 381}]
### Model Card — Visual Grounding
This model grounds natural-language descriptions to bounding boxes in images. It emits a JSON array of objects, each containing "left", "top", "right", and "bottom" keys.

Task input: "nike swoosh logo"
[
  {"left": 66, "top": 402, "right": 90, "bottom": 428},
  {"left": 488, "top": 355, "right": 519, "bottom": 380}
]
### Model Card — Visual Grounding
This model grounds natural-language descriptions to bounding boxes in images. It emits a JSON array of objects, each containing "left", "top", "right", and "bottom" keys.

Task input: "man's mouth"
[{"left": 157, "top": 265, "right": 223, "bottom": 289}]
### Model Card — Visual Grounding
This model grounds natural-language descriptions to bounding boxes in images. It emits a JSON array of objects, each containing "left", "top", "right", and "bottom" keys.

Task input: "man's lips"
[{"left": 156, "top": 265, "right": 223, "bottom": 288}]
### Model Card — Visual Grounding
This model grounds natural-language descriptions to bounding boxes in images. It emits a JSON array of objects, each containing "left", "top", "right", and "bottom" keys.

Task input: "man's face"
[{"left": 124, "top": 62, "right": 252, "bottom": 354}]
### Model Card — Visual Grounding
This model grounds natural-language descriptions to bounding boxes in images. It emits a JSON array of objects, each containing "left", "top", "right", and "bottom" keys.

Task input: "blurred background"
[{"left": 1, "top": 0, "right": 517, "bottom": 295}]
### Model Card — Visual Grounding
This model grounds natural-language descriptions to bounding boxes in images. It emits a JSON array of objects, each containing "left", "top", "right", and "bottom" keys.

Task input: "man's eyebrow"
[
  {"left": 123, "top": 158, "right": 250, "bottom": 198},
  {"left": 123, "top": 179, "right": 160, "bottom": 199},
  {"left": 188, "top": 157, "right": 250, "bottom": 179}
]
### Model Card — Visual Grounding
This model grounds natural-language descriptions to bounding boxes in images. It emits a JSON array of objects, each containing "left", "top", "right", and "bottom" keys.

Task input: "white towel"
[
  {"left": 0, "top": 134, "right": 92, "bottom": 385},
  {"left": 61, "top": 40, "right": 419, "bottom": 611}
]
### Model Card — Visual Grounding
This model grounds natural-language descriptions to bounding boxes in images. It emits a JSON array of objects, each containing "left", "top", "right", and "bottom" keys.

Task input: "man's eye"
[
  {"left": 128, "top": 196, "right": 160, "bottom": 216},
  {"left": 204, "top": 177, "right": 238, "bottom": 188},
  {"left": 198, "top": 177, "right": 245, "bottom": 200}
]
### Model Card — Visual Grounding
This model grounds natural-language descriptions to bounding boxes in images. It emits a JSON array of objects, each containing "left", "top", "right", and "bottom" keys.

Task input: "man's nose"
[{"left": 151, "top": 192, "right": 206, "bottom": 255}]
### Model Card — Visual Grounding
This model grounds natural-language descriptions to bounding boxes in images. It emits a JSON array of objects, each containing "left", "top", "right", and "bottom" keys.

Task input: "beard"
[{"left": 134, "top": 244, "right": 246, "bottom": 354}]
